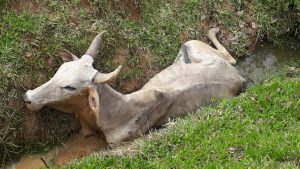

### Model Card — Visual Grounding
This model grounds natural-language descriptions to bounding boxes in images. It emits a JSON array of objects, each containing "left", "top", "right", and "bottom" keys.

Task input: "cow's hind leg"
[
  {"left": 174, "top": 42, "right": 207, "bottom": 64},
  {"left": 207, "top": 27, "right": 236, "bottom": 65},
  {"left": 173, "top": 27, "right": 236, "bottom": 65},
  {"left": 173, "top": 44, "right": 192, "bottom": 64},
  {"left": 174, "top": 41, "right": 214, "bottom": 64}
]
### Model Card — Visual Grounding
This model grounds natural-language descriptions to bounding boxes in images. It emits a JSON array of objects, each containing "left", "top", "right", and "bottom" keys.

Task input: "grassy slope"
[
  {"left": 0, "top": 0, "right": 299, "bottom": 167},
  {"left": 63, "top": 73, "right": 300, "bottom": 169}
]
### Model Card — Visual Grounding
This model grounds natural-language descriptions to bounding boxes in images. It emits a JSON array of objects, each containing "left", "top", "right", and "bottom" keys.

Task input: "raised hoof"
[
  {"left": 81, "top": 128, "right": 96, "bottom": 137},
  {"left": 207, "top": 27, "right": 220, "bottom": 37},
  {"left": 229, "top": 58, "right": 237, "bottom": 65},
  {"left": 107, "top": 143, "right": 120, "bottom": 149}
]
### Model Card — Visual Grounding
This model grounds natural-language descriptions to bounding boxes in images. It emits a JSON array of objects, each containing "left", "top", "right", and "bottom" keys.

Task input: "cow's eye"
[{"left": 63, "top": 86, "right": 76, "bottom": 90}]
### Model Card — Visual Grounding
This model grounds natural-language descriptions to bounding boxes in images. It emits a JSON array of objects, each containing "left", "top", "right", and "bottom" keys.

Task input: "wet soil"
[{"left": 13, "top": 134, "right": 106, "bottom": 169}]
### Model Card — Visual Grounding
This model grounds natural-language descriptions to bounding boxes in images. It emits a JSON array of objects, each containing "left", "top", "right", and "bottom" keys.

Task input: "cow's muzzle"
[
  {"left": 24, "top": 92, "right": 44, "bottom": 112},
  {"left": 23, "top": 94, "right": 31, "bottom": 104}
]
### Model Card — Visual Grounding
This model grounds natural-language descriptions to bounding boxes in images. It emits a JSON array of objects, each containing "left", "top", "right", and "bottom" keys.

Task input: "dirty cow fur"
[{"left": 24, "top": 28, "right": 246, "bottom": 145}]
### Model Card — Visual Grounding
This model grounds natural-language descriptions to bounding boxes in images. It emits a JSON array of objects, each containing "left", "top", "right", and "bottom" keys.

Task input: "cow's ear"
[
  {"left": 58, "top": 49, "right": 79, "bottom": 62},
  {"left": 88, "top": 86, "right": 100, "bottom": 119}
]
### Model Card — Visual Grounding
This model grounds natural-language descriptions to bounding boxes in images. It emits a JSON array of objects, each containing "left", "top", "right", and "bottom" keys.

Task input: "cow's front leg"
[
  {"left": 79, "top": 119, "right": 95, "bottom": 137},
  {"left": 102, "top": 123, "right": 143, "bottom": 148},
  {"left": 80, "top": 121, "right": 95, "bottom": 137}
]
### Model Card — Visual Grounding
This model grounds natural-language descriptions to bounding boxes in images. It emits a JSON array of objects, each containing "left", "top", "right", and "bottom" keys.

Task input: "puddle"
[
  {"left": 236, "top": 39, "right": 300, "bottom": 85},
  {"left": 12, "top": 134, "right": 107, "bottom": 169}
]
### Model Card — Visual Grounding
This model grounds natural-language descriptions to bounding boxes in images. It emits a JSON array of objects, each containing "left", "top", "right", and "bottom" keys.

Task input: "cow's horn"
[
  {"left": 93, "top": 65, "right": 122, "bottom": 84},
  {"left": 85, "top": 31, "right": 106, "bottom": 58}
]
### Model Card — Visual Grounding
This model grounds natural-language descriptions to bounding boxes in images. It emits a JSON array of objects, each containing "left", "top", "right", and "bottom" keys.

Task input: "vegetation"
[
  {"left": 0, "top": 0, "right": 299, "bottom": 167},
  {"left": 64, "top": 72, "right": 300, "bottom": 169}
]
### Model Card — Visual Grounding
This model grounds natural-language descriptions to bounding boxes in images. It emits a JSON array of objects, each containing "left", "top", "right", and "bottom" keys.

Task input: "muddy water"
[
  {"left": 12, "top": 40, "right": 299, "bottom": 169},
  {"left": 12, "top": 134, "right": 107, "bottom": 169},
  {"left": 236, "top": 39, "right": 300, "bottom": 86}
]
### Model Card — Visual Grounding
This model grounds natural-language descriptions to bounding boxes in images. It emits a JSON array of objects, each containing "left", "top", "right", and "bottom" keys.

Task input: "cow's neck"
[
  {"left": 96, "top": 84, "right": 169, "bottom": 144},
  {"left": 96, "top": 84, "right": 125, "bottom": 126}
]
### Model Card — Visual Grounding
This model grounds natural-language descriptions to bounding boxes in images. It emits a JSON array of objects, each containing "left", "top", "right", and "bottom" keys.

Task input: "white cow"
[{"left": 24, "top": 28, "right": 246, "bottom": 145}]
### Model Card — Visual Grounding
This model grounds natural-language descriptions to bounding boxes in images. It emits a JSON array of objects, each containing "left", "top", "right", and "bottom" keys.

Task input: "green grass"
[
  {"left": 254, "top": 0, "right": 298, "bottom": 44},
  {"left": 0, "top": 0, "right": 299, "bottom": 167},
  {"left": 63, "top": 74, "right": 300, "bottom": 169}
]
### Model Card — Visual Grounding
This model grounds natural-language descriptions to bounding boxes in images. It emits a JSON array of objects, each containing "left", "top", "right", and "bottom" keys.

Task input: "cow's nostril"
[
  {"left": 23, "top": 94, "right": 31, "bottom": 104},
  {"left": 25, "top": 100, "right": 31, "bottom": 104}
]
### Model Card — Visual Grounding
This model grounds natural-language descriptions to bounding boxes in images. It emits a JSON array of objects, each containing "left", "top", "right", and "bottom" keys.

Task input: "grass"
[
  {"left": 0, "top": 0, "right": 299, "bottom": 167},
  {"left": 254, "top": 0, "right": 298, "bottom": 44},
  {"left": 63, "top": 73, "right": 300, "bottom": 169}
]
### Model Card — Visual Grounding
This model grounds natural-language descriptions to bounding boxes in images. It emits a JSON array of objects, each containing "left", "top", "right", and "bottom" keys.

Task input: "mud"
[
  {"left": 236, "top": 39, "right": 300, "bottom": 85},
  {"left": 12, "top": 134, "right": 107, "bottom": 169}
]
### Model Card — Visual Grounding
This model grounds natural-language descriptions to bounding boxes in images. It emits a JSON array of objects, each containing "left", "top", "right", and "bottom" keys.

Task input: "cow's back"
[{"left": 142, "top": 61, "right": 244, "bottom": 121}]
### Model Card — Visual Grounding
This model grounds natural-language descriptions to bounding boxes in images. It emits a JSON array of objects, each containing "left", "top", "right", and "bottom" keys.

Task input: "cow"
[{"left": 24, "top": 28, "right": 246, "bottom": 145}]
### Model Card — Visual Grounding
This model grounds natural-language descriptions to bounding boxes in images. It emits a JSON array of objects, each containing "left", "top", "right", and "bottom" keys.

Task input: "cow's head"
[{"left": 24, "top": 31, "right": 122, "bottom": 114}]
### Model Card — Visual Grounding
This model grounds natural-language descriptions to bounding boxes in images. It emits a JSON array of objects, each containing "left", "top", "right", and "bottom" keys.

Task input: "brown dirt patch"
[
  {"left": 79, "top": 0, "right": 92, "bottom": 8},
  {"left": 113, "top": 48, "right": 129, "bottom": 66},
  {"left": 7, "top": 0, "right": 40, "bottom": 13},
  {"left": 108, "top": 0, "right": 142, "bottom": 20},
  {"left": 139, "top": 51, "right": 159, "bottom": 80},
  {"left": 67, "top": 11, "right": 80, "bottom": 28},
  {"left": 115, "top": 50, "right": 159, "bottom": 93},
  {"left": 66, "top": 0, "right": 95, "bottom": 28},
  {"left": 21, "top": 112, "right": 40, "bottom": 140},
  {"left": 111, "top": 49, "right": 159, "bottom": 93},
  {"left": 119, "top": 79, "right": 141, "bottom": 93},
  {"left": 244, "top": 1, "right": 259, "bottom": 51},
  {"left": 179, "top": 31, "right": 189, "bottom": 44}
]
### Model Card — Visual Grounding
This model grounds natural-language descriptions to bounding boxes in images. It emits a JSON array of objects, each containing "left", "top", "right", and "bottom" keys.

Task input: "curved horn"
[
  {"left": 85, "top": 31, "right": 107, "bottom": 58},
  {"left": 93, "top": 65, "right": 122, "bottom": 84}
]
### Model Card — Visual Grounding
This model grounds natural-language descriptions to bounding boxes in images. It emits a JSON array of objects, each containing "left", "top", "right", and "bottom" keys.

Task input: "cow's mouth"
[
  {"left": 25, "top": 102, "right": 45, "bottom": 112},
  {"left": 24, "top": 100, "right": 31, "bottom": 104}
]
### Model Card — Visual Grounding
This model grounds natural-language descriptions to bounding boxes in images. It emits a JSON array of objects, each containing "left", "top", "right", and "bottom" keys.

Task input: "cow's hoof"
[
  {"left": 107, "top": 143, "right": 118, "bottom": 149},
  {"left": 81, "top": 128, "right": 96, "bottom": 137},
  {"left": 208, "top": 27, "right": 220, "bottom": 37}
]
